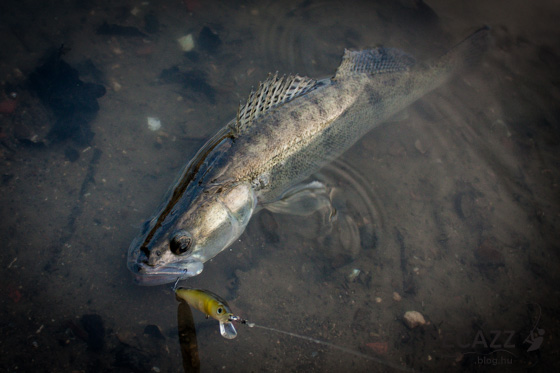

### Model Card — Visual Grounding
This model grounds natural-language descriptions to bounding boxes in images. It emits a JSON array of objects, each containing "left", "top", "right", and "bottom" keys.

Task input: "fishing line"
[
  {"left": 234, "top": 319, "right": 415, "bottom": 372},
  {"left": 175, "top": 287, "right": 415, "bottom": 371}
]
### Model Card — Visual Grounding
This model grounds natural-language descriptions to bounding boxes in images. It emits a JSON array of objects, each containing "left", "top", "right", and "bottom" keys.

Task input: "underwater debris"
[
  {"left": 198, "top": 26, "right": 222, "bottom": 54},
  {"left": 147, "top": 117, "right": 162, "bottom": 131},
  {"left": 80, "top": 314, "right": 105, "bottom": 351},
  {"left": 177, "top": 34, "right": 195, "bottom": 52},
  {"left": 403, "top": 311, "right": 426, "bottom": 329},
  {"left": 158, "top": 67, "right": 216, "bottom": 103},
  {"left": 29, "top": 49, "right": 106, "bottom": 145}
]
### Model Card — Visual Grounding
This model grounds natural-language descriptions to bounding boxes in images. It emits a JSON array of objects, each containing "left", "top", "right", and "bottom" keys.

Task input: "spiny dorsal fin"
[
  {"left": 334, "top": 48, "right": 415, "bottom": 79},
  {"left": 230, "top": 73, "right": 318, "bottom": 135}
]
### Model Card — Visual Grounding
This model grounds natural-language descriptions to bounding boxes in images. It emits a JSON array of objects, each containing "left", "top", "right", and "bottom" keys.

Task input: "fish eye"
[
  {"left": 170, "top": 230, "right": 193, "bottom": 255},
  {"left": 217, "top": 307, "right": 223, "bottom": 314}
]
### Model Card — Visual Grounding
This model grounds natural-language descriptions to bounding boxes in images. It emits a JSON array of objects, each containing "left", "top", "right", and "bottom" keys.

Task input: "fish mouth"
[{"left": 129, "top": 260, "right": 204, "bottom": 286}]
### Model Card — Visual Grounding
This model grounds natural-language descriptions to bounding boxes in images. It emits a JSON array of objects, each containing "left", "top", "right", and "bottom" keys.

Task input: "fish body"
[{"left": 128, "top": 28, "right": 489, "bottom": 285}]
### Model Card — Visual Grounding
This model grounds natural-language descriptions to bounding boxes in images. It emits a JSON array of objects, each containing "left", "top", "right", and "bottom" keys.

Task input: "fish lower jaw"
[
  {"left": 131, "top": 260, "right": 204, "bottom": 286},
  {"left": 133, "top": 273, "right": 181, "bottom": 286}
]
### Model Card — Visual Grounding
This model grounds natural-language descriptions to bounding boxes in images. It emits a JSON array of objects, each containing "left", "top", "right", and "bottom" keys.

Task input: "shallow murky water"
[{"left": 1, "top": 0, "right": 559, "bottom": 372}]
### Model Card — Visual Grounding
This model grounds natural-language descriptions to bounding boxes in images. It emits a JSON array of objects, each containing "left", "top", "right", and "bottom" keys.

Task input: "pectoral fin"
[{"left": 262, "top": 181, "right": 335, "bottom": 219}]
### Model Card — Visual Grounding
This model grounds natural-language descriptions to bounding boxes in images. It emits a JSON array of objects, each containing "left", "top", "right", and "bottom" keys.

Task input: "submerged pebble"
[
  {"left": 177, "top": 34, "right": 195, "bottom": 52},
  {"left": 112, "top": 80, "right": 122, "bottom": 92},
  {"left": 347, "top": 268, "right": 360, "bottom": 281},
  {"left": 403, "top": 310, "right": 426, "bottom": 329},
  {"left": 414, "top": 139, "right": 427, "bottom": 154},
  {"left": 147, "top": 117, "right": 161, "bottom": 131}
]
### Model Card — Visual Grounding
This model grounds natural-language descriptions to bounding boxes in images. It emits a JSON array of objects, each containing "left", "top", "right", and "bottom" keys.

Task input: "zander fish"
[{"left": 128, "top": 28, "right": 490, "bottom": 285}]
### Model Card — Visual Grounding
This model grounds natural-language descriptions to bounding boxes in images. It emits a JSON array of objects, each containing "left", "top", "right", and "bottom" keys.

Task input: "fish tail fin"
[{"left": 436, "top": 26, "right": 491, "bottom": 73}]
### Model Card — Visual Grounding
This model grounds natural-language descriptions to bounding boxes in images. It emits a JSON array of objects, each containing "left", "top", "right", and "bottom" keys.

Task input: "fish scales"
[
  {"left": 220, "top": 71, "right": 438, "bottom": 200},
  {"left": 216, "top": 78, "right": 359, "bottom": 197}
]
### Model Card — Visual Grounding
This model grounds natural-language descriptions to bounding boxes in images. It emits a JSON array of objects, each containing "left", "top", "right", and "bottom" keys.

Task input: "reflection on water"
[{"left": 0, "top": 0, "right": 559, "bottom": 372}]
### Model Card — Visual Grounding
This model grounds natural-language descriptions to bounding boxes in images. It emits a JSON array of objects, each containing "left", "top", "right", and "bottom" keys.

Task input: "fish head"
[{"left": 128, "top": 181, "right": 256, "bottom": 285}]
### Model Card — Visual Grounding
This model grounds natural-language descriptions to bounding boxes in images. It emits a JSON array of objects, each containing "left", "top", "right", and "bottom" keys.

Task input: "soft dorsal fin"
[
  {"left": 334, "top": 48, "right": 415, "bottom": 79},
  {"left": 230, "top": 73, "right": 318, "bottom": 135}
]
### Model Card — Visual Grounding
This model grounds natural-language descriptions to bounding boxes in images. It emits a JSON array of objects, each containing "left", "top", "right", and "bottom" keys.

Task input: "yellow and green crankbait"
[{"left": 175, "top": 287, "right": 238, "bottom": 339}]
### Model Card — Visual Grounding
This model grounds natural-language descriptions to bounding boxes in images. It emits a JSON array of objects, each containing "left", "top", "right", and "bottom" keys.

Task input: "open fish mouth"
[{"left": 130, "top": 260, "right": 204, "bottom": 286}]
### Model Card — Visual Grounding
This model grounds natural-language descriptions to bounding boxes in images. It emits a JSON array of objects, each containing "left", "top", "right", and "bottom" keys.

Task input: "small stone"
[
  {"left": 177, "top": 34, "right": 195, "bottom": 52},
  {"left": 112, "top": 80, "right": 122, "bottom": 92},
  {"left": 403, "top": 311, "right": 426, "bottom": 329},
  {"left": 414, "top": 139, "right": 427, "bottom": 154},
  {"left": 375, "top": 297, "right": 382, "bottom": 303},
  {"left": 392, "top": 292, "right": 402, "bottom": 302},
  {"left": 366, "top": 341, "right": 388, "bottom": 355},
  {"left": 130, "top": 6, "right": 141, "bottom": 16},
  {"left": 147, "top": 117, "right": 161, "bottom": 131},
  {"left": 347, "top": 268, "right": 360, "bottom": 282}
]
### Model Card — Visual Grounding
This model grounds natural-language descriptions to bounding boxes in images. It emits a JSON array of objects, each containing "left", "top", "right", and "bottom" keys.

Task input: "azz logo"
[
  {"left": 442, "top": 303, "right": 544, "bottom": 365},
  {"left": 443, "top": 330, "right": 516, "bottom": 350}
]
